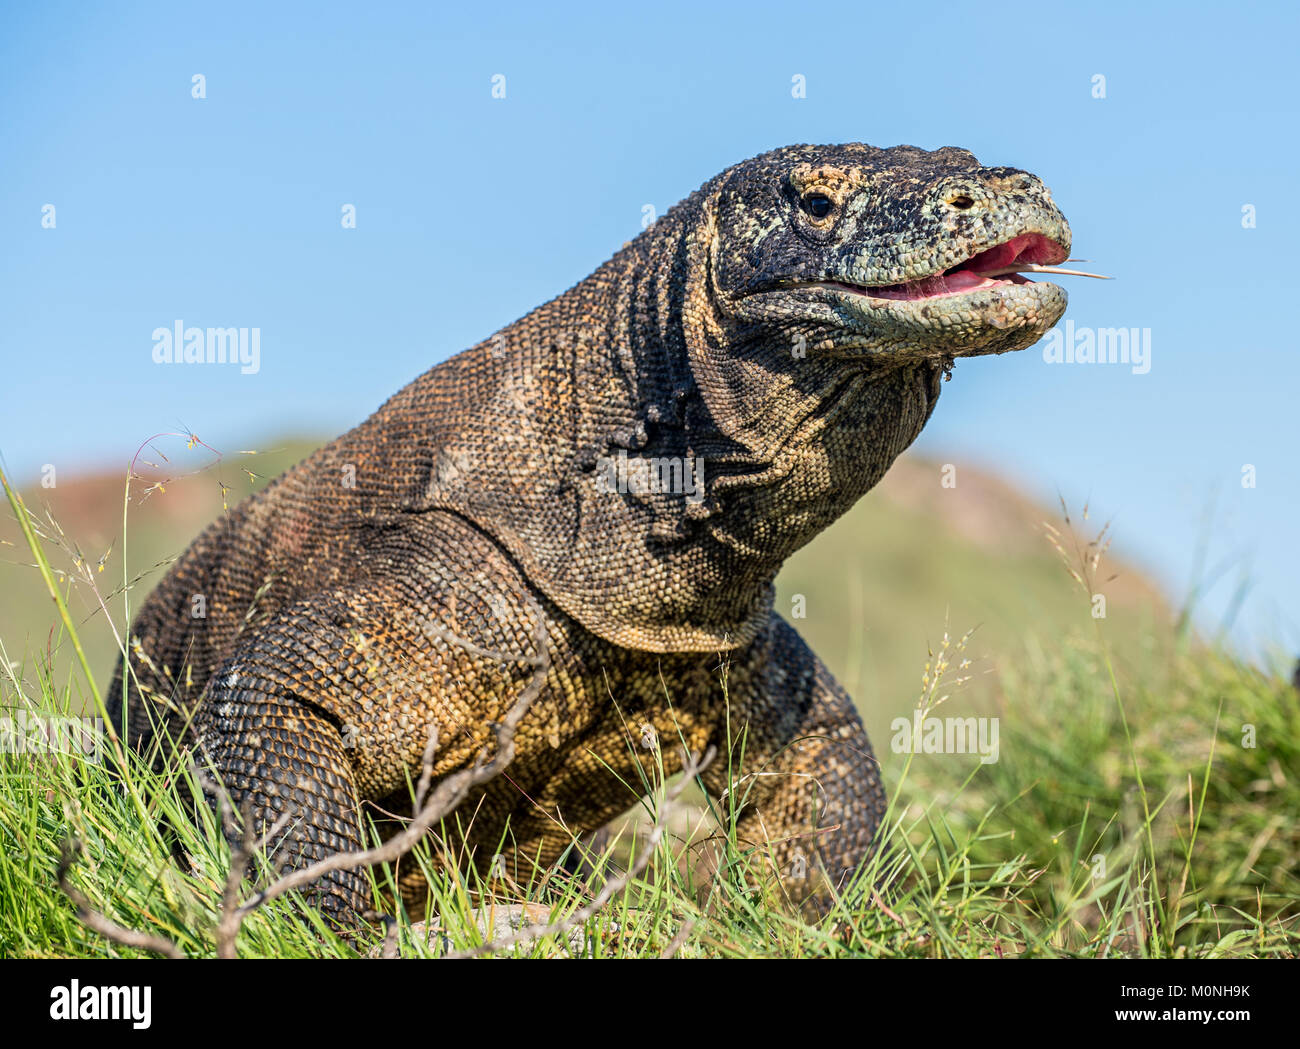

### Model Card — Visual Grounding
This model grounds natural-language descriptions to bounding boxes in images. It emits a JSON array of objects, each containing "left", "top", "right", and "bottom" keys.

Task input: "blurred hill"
[
  {"left": 0, "top": 436, "right": 1174, "bottom": 738},
  {"left": 775, "top": 455, "right": 1173, "bottom": 741},
  {"left": 0, "top": 437, "right": 320, "bottom": 697}
]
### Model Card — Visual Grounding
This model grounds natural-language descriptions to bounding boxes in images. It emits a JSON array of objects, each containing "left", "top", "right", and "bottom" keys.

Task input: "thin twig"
[
  {"left": 871, "top": 887, "right": 905, "bottom": 927},
  {"left": 215, "top": 794, "right": 254, "bottom": 959},
  {"left": 379, "top": 915, "right": 400, "bottom": 958},
  {"left": 209, "top": 784, "right": 293, "bottom": 959},
  {"left": 443, "top": 745, "right": 715, "bottom": 959},
  {"left": 659, "top": 917, "right": 697, "bottom": 959}
]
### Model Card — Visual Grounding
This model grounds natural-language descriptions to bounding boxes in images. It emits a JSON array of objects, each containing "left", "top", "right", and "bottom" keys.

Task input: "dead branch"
[
  {"left": 58, "top": 595, "right": 549, "bottom": 956},
  {"left": 57, "top": 840, "right": 186, "bottom": 959}
]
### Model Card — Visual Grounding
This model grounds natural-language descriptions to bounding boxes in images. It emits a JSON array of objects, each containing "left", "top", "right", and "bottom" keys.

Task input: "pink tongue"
[
  {"left": 961, "top": 233, "right": 1067, "bottom": 271},
  {"left": 872, "top": 269, "right": 990, "bottom": 301}
]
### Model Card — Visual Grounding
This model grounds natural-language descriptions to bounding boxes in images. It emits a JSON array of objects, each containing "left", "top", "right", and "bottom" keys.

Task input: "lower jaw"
[{"left": 836, "top": 288, "right": 1067, "bottom": 358}]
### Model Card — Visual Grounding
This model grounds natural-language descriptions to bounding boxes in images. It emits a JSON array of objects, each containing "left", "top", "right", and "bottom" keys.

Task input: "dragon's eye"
[{"left": 803, "top": 193, "right": 833, "bottom": 219}]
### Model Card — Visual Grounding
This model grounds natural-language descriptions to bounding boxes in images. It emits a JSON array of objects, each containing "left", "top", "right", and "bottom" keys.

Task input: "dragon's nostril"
[{"left": 947, "top": 194, "right": 975, "bottom": 211}]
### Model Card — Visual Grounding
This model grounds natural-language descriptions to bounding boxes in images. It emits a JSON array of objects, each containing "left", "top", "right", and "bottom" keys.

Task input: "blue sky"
[{"left": 1, "top": 1, "right": 1296, "bottom": 662}]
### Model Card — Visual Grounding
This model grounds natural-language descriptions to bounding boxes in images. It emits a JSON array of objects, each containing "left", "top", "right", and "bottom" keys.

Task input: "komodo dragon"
[{"left": 106, "top": 142, "right": 1073, "bottom": 920}]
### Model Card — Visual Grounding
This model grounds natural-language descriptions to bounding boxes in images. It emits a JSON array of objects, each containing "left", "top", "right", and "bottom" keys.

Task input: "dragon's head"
[{"left": 707, "top": 142, "right": 1073, "bottom": 362}]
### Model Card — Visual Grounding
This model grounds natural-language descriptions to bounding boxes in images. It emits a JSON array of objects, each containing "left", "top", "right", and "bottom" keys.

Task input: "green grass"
[
  {"left": 0, "top": 463, "right": 1296, "bottom": 958},
  {"left": 1, "top": 631, "right": 1295, "bottom": 958}
]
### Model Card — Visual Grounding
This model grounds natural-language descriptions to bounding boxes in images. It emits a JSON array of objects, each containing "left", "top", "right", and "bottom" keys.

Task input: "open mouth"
[{"left": 832, "top": 233, "right": 1077, "bottom": 302}]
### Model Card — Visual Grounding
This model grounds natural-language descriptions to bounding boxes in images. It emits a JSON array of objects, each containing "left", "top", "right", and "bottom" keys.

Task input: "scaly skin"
[{"left": 106, "top": 142, "right": 1071, "bottom": 920}]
